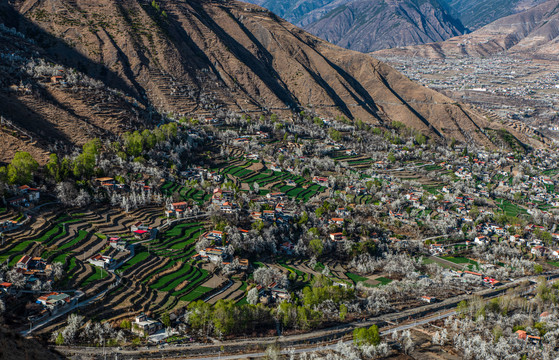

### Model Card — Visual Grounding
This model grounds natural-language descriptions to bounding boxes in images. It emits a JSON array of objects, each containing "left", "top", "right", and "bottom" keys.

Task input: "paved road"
[
  {"left": 382, "top": 162, "right": 436, "bottom": 172},
  {"left": 57, "top": 272, "right": 554, "bottom": 359},
  {"left": 22, "top": 289, "right": 102, "bottom": 336},
  {"left": 180, "top": 311, "right": 458, "bottom": 360}
]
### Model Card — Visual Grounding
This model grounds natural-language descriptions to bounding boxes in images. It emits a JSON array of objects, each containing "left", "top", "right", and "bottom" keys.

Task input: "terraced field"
[
  {"left": 329, "top": 150, "right": 374, "bottom": 169},
  {"left": 108, "top": 220, "right": 218, "bottom": 319},
  {"left": 0, "top": 205, "right": 184, "bottom": 330},
  {"left": 213, "top": 158, "right": 326, "bottom": 202},
  {"left": 161, "top": 182, "right": 211, "bottom": 204}
]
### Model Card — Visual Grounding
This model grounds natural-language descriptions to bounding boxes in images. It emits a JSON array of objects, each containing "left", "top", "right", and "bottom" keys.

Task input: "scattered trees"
[
  {"left": 353, "top": 325, "right": 380, "bottom": 347},
  {"left": 0, "top": 152, "right": 38, "bottom": 185}
]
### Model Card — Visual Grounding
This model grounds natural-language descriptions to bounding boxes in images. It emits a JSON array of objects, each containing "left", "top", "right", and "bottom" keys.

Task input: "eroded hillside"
[{"left": 0, "top": 0, "right": 544, "bottom": 163}]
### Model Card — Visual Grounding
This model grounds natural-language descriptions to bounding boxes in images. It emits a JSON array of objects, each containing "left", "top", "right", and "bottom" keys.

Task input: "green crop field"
[
  {"left": 120, "top": 251, "right": 150, "bottom": 272},
  {"left": 496, "top": 199, "right": 527, "bottom": 217},
  {"left": 345, "top": 272, "right": 369, "bottom": 284},
  {"left": 82, "top": 266, "right": 108, "bottom": 287},
  {"left": 441, "top": 256, "right": 479, "bottom": 269},
  {"left": 1, "top": 241, "right": 33, "bottom": 264}
]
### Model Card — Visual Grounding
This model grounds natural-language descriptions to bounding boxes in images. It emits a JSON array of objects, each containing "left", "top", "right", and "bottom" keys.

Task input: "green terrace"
[
  {"left": 46, "top": 230, "right": 89, "bottom": 263},
  {"left": 0, "top": 214, "right": 83, "bottom": 265},
  {"left": 328, "top": 150, "right": 374, "bottom": 168},
  {"left": 118, "top": 221, "right": 212, "bottom": 304},
  {"left": 496, "top": 199, "right": 527, "bottom": 217},
  {"left": 214, "top": 158, "right": 326, "bottom": 202},
  {"left": 161, "top": 182, "right": 211, "bottom": 205}
]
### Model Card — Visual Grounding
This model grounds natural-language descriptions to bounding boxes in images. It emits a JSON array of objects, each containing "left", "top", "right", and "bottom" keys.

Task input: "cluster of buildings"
[
  {"left": 378, "top": 54, "right": 559, "bottom": 136},
  {"left": 5, "top": 184, "right": 40, "bottom": 209}
]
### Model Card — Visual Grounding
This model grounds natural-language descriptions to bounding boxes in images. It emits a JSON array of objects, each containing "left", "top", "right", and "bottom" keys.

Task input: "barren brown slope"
[
  {"left": 374, "top": 0, "right": 559, "bottom": 59},
  {"left": 1, "top": 0, "right": 542, "bottom": 161},
  {"left": 10, "top": 0, "right": 502, "bottom": 143},
  {"left": 0, "top": 1, "right": 155, "bottom": 164}
]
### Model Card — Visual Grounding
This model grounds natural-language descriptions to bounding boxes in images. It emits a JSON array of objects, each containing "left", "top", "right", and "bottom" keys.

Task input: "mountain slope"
[
  {"left": 241, "top": 0, "right": 338, "bottom": 25},
  {"left": 441, "top": 0, "right": 547, "bottom": 30},
  {"left": 302, "top": 0, "right": 466, "bottom": 53},
  {"left": 0, "top": 0, "right": 540, "bottom": 163},
  {"left": 374, "top": 0, "right": 559, "bottom": 59}
]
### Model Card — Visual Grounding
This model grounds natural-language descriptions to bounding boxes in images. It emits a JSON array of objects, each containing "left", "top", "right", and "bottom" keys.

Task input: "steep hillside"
[
  {"left": 241, "top": 0, "right": 339, "bottom": 25},
  {"left": 441, "top": 0, "right": 547, "bottom": 30},
  {"left": 302, "top": 0, "right": 466, "bottom": 52},
  {"left": 0, "top": 1, "right": 156, "bottom": 164},
  {"left": 0, "top": 326, "right": 64, "bottom": 360},
  {"left": 0, "top": 0, "right": 542, "bottom": 164},
  {"left": 375, "top": 0, "right": 559, "bottom": 59},
  {"left": 242, "top": 0, "right": 466, "bottom": 52}
]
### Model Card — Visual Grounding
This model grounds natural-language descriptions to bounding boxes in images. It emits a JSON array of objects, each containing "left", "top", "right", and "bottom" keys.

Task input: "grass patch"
[
  {"left": 180, "top": 286, "right": 212, "bottom": 302},
  {"left": 345, "top": 272, "right": 368, "bottom": 284},
  {"left": 496, "top": 199, "right": 527, "bottom": 217},
  {"left": 120, "top": 251, "right": 150, "bottom": 272},
  {"left": 441, "top": 256, "right": 479, "bottom": 270},
  {"left": 374, "top": 277, "right": 392, "bottom": 286},
  {"left": 82, "top": 266, "right": 108, "bottom": 287}
]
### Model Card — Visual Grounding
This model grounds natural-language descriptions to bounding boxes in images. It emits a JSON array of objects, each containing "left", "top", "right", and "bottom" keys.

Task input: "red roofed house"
[
  {"left": 330, "top": 218, "right": 344, "bottom": 225},
  {"left": 0, "top": 282, "right": 14, "bottom": 295},
  {"left": 16, "top": 255, "right": 32, "bottom": 270},
  {"left": 168, "top": 201, "right": 188, "bottom": 218},
  {"left": 312, "top": 176, "right": 329, "bottom": 186}
]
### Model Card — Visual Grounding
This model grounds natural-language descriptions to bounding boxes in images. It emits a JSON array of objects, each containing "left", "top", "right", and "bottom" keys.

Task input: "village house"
[
  {"left": 271, "top": 286, "right": 290, "bottom": 301},
  {"left": 0, "top": 282, "right": 15, "bottom": 296},
  {"left": 269, "top": 163, "right": 282, "bottom": 172},
  {"left": 335, "top": 208, "right": 351, "bottom": 218},
  {"left": 312, "top": 176, "right": 329, "bottom": 186},
  {"left": 94, "top": 177, "right": 115, "bottom": 186},
  {"left": 18, "top": 185, "right": 40, "bottom": 203},
  {"left": 329, "top": 218, "right": 344, "bottom": 226},
  {"left": 429, "top": 244, "right": 445, "bottom": 255},
  {"left": 87, "top": 254, "right": 114, "bottom": 269},
  {"left": 262, "top": 210, "right": 276, "bottom": 222},
  {"left": 109, "top": 237, "right": 129, "bottom": 251},
  {"left": 329, "top": 232, "right": 345, "bottom": 242},
  {"left": 199, "top": 247, "right": 227, "bottom": 263},
  {"left": 167, "top": 201, "right": 189, "bottom": 218},
  {"left": 220, "top": 201, "right": 239, "bottom": 213},
  {"left": 266, "top": 192, "right": 285, "bottom": 200},
  {"left": 238, "top": 258, "right": 249, "bottom": 271},
  {"left": 16, "top": 256, "right": 51, "bottom": 275},
  {"left": 421, "top": 295, "right": 437, "bottom": 303},
  {"left": 531, "top": 245, "right": 547, "bottom": 257},
  {"left": 36, "top": 292, "right": 75, "bottom": 314},
  {"left": 212, "top": 188, "right": 233, "bottom": 205},
  {"left": 474, "top": 236, "right": 489, "bottom": 245},
  {"left": 0, "top": 220, "right": 19, "bottom": 233},
  {"left": 133, "top": 313, "right": 163, "bottom": 335}
]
